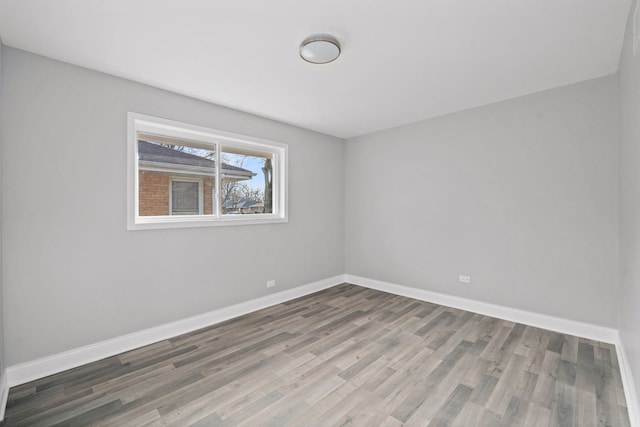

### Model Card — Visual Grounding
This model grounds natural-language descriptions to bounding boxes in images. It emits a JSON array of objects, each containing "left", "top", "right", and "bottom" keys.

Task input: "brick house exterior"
[
  {"left": 138, "top": 171, "right": 217, "bottom": 216},
  {"left": 137, "top": 141, "right": 254, "bottom": 216}
]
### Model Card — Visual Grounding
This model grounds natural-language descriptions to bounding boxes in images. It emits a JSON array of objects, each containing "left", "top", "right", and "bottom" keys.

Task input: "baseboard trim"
[
  {"left": 345, "top": 274, "right": 618, "bottom": 344},
  {"left": 616, "top": 332, "right": 640, "bottom": 427},
  {"left": 6, "top": 275, "right": 344, "bottom": 388},
  {"left": 5, "top": 273, "right": 632, "bottom": 421},
  {"left": 0, "top": 371, "right": 8, "bottom": 421},
  {"left": 347, "top": 275, "right": 639, "bottom": 423}
]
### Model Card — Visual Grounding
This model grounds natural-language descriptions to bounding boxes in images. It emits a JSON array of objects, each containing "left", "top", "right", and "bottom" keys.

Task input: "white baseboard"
[
  {"left": 350, "top": 275, "right": 640, "bottom": 425},
  {"left": 616, "top": 332, "right": 640, "bottom": 427},
  {"left": 6, "top": 275, "right": 344, "bottom": 388},
  {"left": 348, "top": 275, "right": 640, "bottom": 425},
  {"left": 5, "top": 273, "right": 635, "bottom": 425},
  {"left": 345, "top": 274, "right": 619, "bottom": 344},
  {"left": 0, "top": 371, "right": 8, "bottom": 421}
]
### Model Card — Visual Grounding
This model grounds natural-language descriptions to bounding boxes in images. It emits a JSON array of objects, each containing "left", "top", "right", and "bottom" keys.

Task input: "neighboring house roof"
[
  {"left": 138, "top": 141, "right": 254, "bottom": 175},
  {"left": 222, "top": 199, "right": 264, "bottom": 209}
]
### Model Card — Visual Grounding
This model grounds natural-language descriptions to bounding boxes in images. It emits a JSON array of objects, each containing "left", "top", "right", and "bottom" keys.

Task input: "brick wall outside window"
[
  {"left": 139, "top": 171, "right": 170, "bottom": 216},
  {"left": 203, "top": 176, "right": 214, "bottom": 215},
  {"left": 139, "top": 170, "right": 215, "bottom": 216}
]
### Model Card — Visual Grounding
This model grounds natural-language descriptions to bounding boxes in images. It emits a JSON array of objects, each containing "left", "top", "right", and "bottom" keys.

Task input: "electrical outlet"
[
  {"left": 266, "top": 280, "right": 276, "bottom": 288},
  {"left": 458, "top": 275, "right": 471, "bottom": 284}
]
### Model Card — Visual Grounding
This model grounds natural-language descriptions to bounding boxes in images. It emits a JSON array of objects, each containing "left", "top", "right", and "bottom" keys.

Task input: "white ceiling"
[{"left": 0, "top": 0, "right": 632, "bottom": 139}]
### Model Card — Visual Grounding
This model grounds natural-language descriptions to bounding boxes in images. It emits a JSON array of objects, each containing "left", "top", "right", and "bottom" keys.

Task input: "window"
[
  {"left": 170, "top": 178, "right": 202, "bottom": 215},
  {"left": 128, "top": 113, "right": 288, "bottom": 229}
]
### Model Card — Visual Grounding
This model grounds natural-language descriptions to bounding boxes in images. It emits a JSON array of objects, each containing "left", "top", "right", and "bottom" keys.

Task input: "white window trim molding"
[{"left": 127, "top": 112, "right": 288, "bottom": 230}]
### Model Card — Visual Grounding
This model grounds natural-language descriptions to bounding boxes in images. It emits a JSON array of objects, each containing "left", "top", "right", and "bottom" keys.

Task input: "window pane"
[
  {"left": 220, "top": 147, "right": 274, "bottom": 215},
  {"left": 171, "top": 181, "right": 200, "bottom": 215},
  {"left": 137, "top": 139, "right": 215, "bottom": 216}
]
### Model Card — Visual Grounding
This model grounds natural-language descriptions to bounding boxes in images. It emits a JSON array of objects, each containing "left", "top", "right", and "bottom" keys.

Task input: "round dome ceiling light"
[{"left": 299, "top": 34, "right": 341, "bottom": 64}]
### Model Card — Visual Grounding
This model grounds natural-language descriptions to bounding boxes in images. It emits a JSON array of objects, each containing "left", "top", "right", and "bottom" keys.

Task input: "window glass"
[
  {"left": 221, "top": 148, "right": 273, "bottom": 215},
  {"left": 137, "top": 140, "right": 216, "bottom": 217},
  {"left": 171, "top": 180, "right": 200, "bottom": 215}
]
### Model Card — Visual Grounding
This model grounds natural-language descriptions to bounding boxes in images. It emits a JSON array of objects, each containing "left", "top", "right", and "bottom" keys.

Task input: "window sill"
[{"left": 128, "top": 215, "right": 288, "bottom": 230}]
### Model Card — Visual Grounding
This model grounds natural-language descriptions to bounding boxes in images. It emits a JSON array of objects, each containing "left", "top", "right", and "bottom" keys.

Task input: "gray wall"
[
  {"left": 618, "top": 0, "right": 640, "bottom": 404},
  {"left": 1, "top": 47, "right": 345, "bottom": 366},
  {"left": 345, "top": 76, "right": 619, "bottom": 327}
]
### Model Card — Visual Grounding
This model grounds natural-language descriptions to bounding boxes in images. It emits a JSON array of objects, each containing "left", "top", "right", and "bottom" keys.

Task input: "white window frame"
[
  {"left": 169, "top": 176, "right": 203, "bottom": 216},
  {"left": 128, "top": 112, "right": 288, "bottom": 230}
]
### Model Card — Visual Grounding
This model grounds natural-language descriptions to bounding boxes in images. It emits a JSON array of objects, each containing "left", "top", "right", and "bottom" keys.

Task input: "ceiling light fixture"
[{"left": 299, "top": 34, "right": 341, "bottom": 64}]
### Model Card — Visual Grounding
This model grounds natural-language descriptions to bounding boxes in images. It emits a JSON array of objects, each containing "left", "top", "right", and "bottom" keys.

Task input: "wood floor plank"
[
  {"left": 504, "top": 396, "right": 531, "bottom": 426},
  {"left": 1, "top": 283, "right": 630, "bottom": 426},
  {"left": 574, "top": 388, "right": 597, "bottom": 426},
  {"left": 285, "top": 381, "right": 359, "bottom": 427},
  {"left": 523, "top": 402, "right": 552, "bottom": 427},
  {"left": 551, "top": 382, "right": 575, "bottom": 427}
]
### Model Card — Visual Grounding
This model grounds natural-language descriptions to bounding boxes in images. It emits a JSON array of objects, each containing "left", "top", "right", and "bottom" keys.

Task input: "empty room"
[{"left": 0, "top": 0, "right": 639, "bottom": 426}]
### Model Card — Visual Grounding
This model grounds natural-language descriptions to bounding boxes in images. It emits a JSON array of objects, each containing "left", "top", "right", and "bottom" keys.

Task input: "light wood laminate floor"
[{"left": 2, "top": 284, "right": 631, "bottom": 426}]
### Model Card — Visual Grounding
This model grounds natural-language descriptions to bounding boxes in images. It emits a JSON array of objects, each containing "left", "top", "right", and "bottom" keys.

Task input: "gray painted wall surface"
[
  {"left": 618, "top": 0, "right": 640, "bottom": 404},
  {"left": 1, "top": 47, "right": 345, "bottom": 366},
  {"left": 345, "top": 76, "right": 619, "bottom": 327}
]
